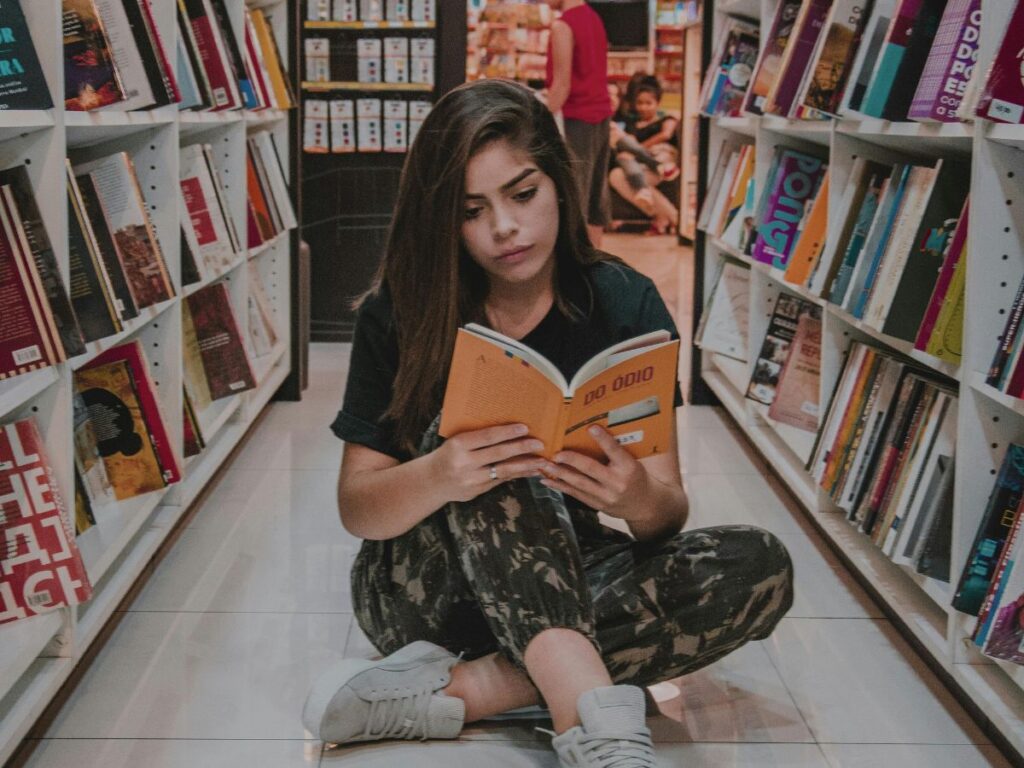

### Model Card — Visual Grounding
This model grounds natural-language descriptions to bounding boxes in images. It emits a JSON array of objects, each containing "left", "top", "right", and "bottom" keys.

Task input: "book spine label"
[{"left": 908, "top": 0, "right": 981, "bottom": 121}]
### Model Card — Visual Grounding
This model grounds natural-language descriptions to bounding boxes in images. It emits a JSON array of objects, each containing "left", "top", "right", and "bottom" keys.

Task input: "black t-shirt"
[{"left": 330, "top": 259, "right": 684, "bottom": 460}]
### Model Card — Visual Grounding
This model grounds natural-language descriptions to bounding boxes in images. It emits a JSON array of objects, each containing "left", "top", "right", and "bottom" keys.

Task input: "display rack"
[
  {"left": 694, "top": 0, "right": 1024, "bottom": 760},
  {"left": 0, "top": 1, "right": 298, "bottom": 763}
]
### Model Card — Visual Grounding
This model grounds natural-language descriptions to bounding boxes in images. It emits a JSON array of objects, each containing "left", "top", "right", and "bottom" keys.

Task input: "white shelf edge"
[
  {"left": 968, "top": 371, "right": 1024, "bottom": 416},
  {"left": 178, "top": 110, "right": 244, "bottom": 126},
  {"left": 0, "top": 610, "right": 64, "bottom": 706},
  {"left": 77, "top": 487, "right": 171, "bottom": 586},
  {"left": 252, "top": 341, "right": 289, "bottom": 389},
  {"left": 68, "top": 298, "right": 178, "bottom": 372},
  {"left": 65, "top": 111, "right": 176, "bottom": 129},
  {"left": 199, "top": 395, "right": 244, "bottom": 445},
  {"left": 0, "top": 656, "right": 74, "bottom": 767},
  {"left": 0, "top": 110, "right": 55, "bottom": 131},
  {"left": 183, "top": 252, "right": 248, "bottom": 297},
  {"left": 0, "top": 367, "right": 61, "bottom": 419},
  {"left": 248, "top": 348, "right": 290, "bottom": 417},
  {"left": 248, "top": 230, "right": 288, "bottom": 259},
  {"left": 245, "top": 109, "right": 288, "bottom": 126}
]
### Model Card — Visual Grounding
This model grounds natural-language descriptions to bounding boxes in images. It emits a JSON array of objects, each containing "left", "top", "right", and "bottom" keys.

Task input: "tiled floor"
[{"left": 17, "top": 236, "right": 1011, "bottom": 767}]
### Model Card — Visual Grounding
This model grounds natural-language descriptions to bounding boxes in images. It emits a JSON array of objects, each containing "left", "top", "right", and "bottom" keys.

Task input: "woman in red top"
[{"left": 546, "top": 0, "right": 613, "bottom": 246}]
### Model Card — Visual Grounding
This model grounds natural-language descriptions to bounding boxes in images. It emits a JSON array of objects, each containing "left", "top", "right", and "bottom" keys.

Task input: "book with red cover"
[
  {"left": 0, "top": 418, "right": 92, "bottom": 626},
  {"left": 181, "top": 0, "right": 241, "bottom": 110},
  {"left": 187, "top": 282, "right": 256, "bottom": 399},
  {"left": 85, "top": 340, "right": 183, "bottom": 487},
  {"left": 246, "top": 149, "right": 276, "bottom": 244},
  {"left": 0, "top": 204, "right": 60, "bottom": 379},
  {"left": 768, "top": 312, "right": 822, "bottom": 432},
  {"left": 976, "top": 0, "right": 1024, "bottom": 124},
  {"left": 915, "top": 199, "right": 968, "bottom": 351}
]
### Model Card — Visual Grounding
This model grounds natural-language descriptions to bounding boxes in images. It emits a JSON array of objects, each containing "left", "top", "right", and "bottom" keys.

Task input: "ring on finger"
[{"left": 488, "top": 464, "right": 498, "bottom": 481}]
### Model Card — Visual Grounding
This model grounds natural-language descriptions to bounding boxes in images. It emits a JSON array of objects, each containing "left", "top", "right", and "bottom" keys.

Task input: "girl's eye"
[
  {"left": 513, "top": 187, "right": 538, "bottom": 203},
  {"left": 464, "top": 207, "right": 483, "bottom": 220}
]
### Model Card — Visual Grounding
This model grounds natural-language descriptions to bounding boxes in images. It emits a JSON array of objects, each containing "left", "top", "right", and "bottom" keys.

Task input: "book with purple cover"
[
  {"left": 908, "top": 0, "right": 981, "bottom": 122},
  {"left": 751, "top": 148, "right": 828, "bottom": 268},
  {"left": 976, "top": 0, "right": 1024, "bottom": 124},
  {"left": 764, "top": 0, "right": 832, "bottom": 117},
  {"left": 745, "top": 0, "right": 804, "bottom": 116}
]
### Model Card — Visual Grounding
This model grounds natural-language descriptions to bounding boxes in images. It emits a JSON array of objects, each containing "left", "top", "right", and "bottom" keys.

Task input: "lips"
[{"left": 497, "top": 245, "right": 531, "bottom": 261}]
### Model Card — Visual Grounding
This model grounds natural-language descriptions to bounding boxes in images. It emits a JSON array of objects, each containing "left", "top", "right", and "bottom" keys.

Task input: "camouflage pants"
[{"left": 351, "top": 421, "right": 794, "bottom": 688}]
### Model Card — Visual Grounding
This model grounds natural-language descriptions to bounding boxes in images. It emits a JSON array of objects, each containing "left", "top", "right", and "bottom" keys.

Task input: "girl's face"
[
  {"left": 461, "top": 140, "right": 560, "bottom": 292},
  {"left": 635, "top": 91, "right": 659, "bottom": 121}
]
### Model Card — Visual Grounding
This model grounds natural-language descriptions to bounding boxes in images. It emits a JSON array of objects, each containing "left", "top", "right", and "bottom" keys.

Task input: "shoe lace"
[
  {"left": 362, "top": 687, "right": 433, "bottom": 741},
  {"left": 539, "top": 726, "right": 656, "bottom": 768}
]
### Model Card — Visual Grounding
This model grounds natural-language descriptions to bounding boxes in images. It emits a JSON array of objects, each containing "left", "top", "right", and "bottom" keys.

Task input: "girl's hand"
[
  {"left": 431, "top": 423, "right": 548, "bottom": 502},
  {"left": 539, "top": 425, "right": 651, "bottom": 520}
]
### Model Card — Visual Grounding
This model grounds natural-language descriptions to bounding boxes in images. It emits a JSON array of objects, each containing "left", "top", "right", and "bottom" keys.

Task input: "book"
[
  {"left": 439, "top": 324, "right": 680, "bottom": 461},
  {"left": 209, "top": 0, "right": 256, "bottom": 109},
  {"left": 745, "top": 0, "right": 803, "bottom": 115},
  {"left": 798, "top": 0, "right": 871, "bottom": 116},
  {"left": 953, "top": 444, "right": 1024, "bottom": 615},
  {"left": 764, "top": 0, "right": 832, "bottom": 117},
  {"left": 914, "top": 459, "right": 955, "bottom": 581},
  {"left": 186, "top": 282, "right": 257, "bottom": 400},
  {"left": 180, "top": 0, "right": 241, "bottom": 110},
  {"left": 924, "top": 239, "right": 965, "bottom": 363},
  {"left": 860, "top": 0, "right": 926, "bottom": 117},
  {"left": 880, "top": 161, "right": 968, "bottom": 341},
  {"left": 183, "top": 388, "right": 204, "bottom": 458},
  {"left": 716, "top": 145, "right": 754, "bottom": 241},
  {"left": 751, "top": 148, "right": 827, "bottom": 269},
  {"left": 249, "top": 8, "right": 294, "bottom": 109},
  {"left": 181, "top": 297, "right": 214, "bottom": 434},
  {"left": 828, "top": 163, "right": 889, "bottom": 306},
  {"left": 0, "top": 0, "right": 54, "bottom": 109},
  {"left": 916, "top": 199, "right": 967, "bottom": 353},
  {"left": 180, "top": 142, "right": 238, "bottom": 272},
  {"left": 908, "top": 0, "right": 981, "bottom": 121},
  {"left": 72, "top": 170, "right": 139, "bottom": 322},
  {"left": 93, "top": 0, "right": 157, "bottom": 110},
  {"left": 768, "top": 311, "right": 822, "bottom": 432},
  {"left": 694, "top": 261, "right": 749, "bottom": 361},
  {"left": 0, "top": 165, "right": 86, "bottom": 359},
  {"left": 746, "top": 294, "right": 821, "bottom": 405},
  {"left": 881, "top": 0, "right": 950, "bottom": 121},
  {"left": 62, "top": 0, "right": 126, "bottom": 111},
  {"left": 975, "top": 501, "right": 1024, "bottom": 646},
  {"left": 839, "top": 0, "right": 897, "bottom": 115},
  {"left": 74, "top": 469, "right": 97, "bottom": 535},
  {"left": 0, "top": 418, "right": 92, "bottom": 625},
  {"left": 137, "top": 0, "right": 181, "bottom": 105},
  {"left": 75, "top": 152, "right": 175, "bottom": 309},
  {"left": 699, "top": 19, "right": 759, "bottom": 118},
  {"left": 250, "top": 131, "right": 297, "bottom": 229},
  {"left": 980, "top": 529, "right": 1024, "bottom": 664},
  {"left": 72, "top": 389, "right": 112, "bottom": 508},
  {"left": 976, "top": 0, "right": 1024, "bottom": 124},
  {"left": 67, "top": 167, "right": 121, "bottom": 343},
  {"left": 180, "top": 223, "right": 204, "bottom": 286},
  {"left": 784, "top": 170, "right": 829, "bottom": 287},
  {"left": 177, "top": 0, "right": 213, "bottom": 110}
]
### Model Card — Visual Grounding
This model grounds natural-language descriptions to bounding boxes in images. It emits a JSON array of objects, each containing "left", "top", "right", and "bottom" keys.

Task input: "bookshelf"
[
  {"left": 696, "top": 0, "right": 1024, "bottom": 760},
  {"left": 0, "top": 0, "right": 298, "bottom": 763}
]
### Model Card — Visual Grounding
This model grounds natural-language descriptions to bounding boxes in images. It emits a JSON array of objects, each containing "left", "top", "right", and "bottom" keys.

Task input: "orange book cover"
[
  {"left": 715, "top": 145, "right": 753, "bottom": 237},
  {"left": 784, "top": 171, "right": 829, "bottom": 286},
  {"left": 246, "top": 150, "right": 276, "bottom": 243},
  {"left": 249, "top": 9, "right": 294, "bottom": 109},
  {"left": 820, "top": 347, "right": 878, "bottom": 492},
  {"left": 439, "top": 325, "right": 680, "bottom": 461},
  {"left": 73, "top": 358, "right": 167, "bottom": 500}
]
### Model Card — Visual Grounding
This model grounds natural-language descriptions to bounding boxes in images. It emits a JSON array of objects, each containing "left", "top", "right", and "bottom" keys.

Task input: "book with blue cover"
[
  {"left": 860, "top": 0, "right": 924, "bottom": 117},
  {"left": 0, "top": 0, "right": 53, "bottom": 109}
]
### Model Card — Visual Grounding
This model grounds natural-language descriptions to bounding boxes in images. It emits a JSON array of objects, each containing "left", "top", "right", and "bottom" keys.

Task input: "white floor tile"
[
  {"left": 42, "top": 612, "right": 351, "bottom": 739},
  {"left": 678, "top": 405, "right": 737, "bottom": 433},
  {"left": 679, "top": 425, "right": 767, "bottom": 475},
  {"left": 684, "top": 472, "right": 812, "bottom": 538},
  {"left": 651, "top": 743, "right": 830, "bottom": 767},
  {"left": 776, "top": 534, "right": 884, "bottom": 620},
  {"left": 22, "top": 739, "right": 322, "bottom": 768},
  {"left": 229, "top": 422, "right": 342, "bottom": 470},
  {"left": 818, "top": 743, "right": 1010, "bottom": 768},
  {"left": 649, "top": 641, "right": 814, "bottom": 744},
  {"left": 763, "top": 618, "right": 988, "bottom": 745}
]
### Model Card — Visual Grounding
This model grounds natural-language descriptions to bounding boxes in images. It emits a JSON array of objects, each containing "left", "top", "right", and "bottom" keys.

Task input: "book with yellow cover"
[
  {"left": 925, "top": 242, "right": 966, "bottom": 364},
  {"left": 439, "top": 324, "right": 680, "bottom": 461},
  {"left": 784, "top": 170, "right": 829, "bottom": 286}
]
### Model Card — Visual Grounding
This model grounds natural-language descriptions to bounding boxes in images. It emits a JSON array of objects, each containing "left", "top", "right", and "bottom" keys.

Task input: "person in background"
[
  {"left": 608, "top": 76, "right": 680, "bottom": 234},
  {"left": 545, "top": 0, "right": 613, "bottom": 247}
]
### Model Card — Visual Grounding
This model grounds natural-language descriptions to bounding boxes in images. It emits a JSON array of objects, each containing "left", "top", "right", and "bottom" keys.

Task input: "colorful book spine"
[
  {"left": 976, "top": 0, "right": 1024, "bottom": 124},
  {"left": 988, "top": 274, "right": 1024, "bottom": 387},
  {"left": 62, "top": 0, "right": 126, "bottom": 111},
  {"left": 745, "top": 0, "right": 803, "bottom": 115},
  {"left": 908, "top": 0, "right": 982, "bottom": 121},
  {"left": 974, "top": 502, "right": 1024, "bottom": 648},
  {"left": 860, "top": 0, "right": 925, "bottom": 117},
  {"left": 800, "top": 0, "right": 870, "bottom": 116},
  {"left": 917, "top": 200, "right": 968, "bottom": 352},
  {"left": 751, "top": 149, "right": 827, "bottom": 268},
  {"left": 925, "top": 242, "right": 965, "bottom": 363},
  {"left": 783, "top": 171, "right": 829, "bottom": 286},
  {"left": 766, "top": 0, "right": 832, "bottom": 117},
  {"left": 851, "top": 164, "right": 912, "bottom": 318},
  {"left": 953, "top": 444, "right": 1024, "bottom": 615}
]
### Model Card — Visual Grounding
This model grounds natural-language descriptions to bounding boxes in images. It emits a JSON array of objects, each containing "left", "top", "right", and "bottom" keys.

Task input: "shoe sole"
[{"left": 302, "top": 640, "right": 453, "bottom": 740}]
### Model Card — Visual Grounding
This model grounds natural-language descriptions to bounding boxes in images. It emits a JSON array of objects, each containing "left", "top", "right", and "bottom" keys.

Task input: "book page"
[
  {"left": 562, "top": 339, "right": 679, "bottom": 460},
  {"left": 439, "top": 329, "right": 564, "bottom": 452}
]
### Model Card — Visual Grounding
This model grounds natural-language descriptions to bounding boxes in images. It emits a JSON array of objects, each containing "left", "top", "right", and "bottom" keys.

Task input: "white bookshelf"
[
  {"left": 698, "top": 0, "right": 1024, "bottom": 759},
  {"left": 0, "top": 1, "right": 297, "bottom": 764}
]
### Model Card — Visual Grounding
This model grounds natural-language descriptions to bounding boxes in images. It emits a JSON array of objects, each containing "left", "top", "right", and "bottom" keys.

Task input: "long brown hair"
[{"left": 360, "top": 78, "right": 611, "bottom": 454}]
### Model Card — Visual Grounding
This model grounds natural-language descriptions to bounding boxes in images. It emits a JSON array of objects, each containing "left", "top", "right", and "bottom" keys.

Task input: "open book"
[{"left": 439, "top": 324, "right": 680, "bottom": 460}]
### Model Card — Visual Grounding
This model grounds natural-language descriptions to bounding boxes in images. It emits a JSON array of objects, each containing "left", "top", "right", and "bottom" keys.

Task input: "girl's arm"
[
  {"left": 338, "top": 425, "right": 548, "bottom": 540},
  {"left": 640, "top": 117, "right": 678, "bottom": 149},
  {"left": 546, "top": 20, "right": 573, "bottom": 116}
]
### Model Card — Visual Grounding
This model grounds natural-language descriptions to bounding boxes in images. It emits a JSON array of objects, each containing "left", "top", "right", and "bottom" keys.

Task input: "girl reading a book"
[{"left": 304, "top": 79, "right": 792, "bottom": 767}]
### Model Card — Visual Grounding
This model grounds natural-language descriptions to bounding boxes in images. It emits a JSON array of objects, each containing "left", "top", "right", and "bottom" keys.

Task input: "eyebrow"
[{"left": 465, "top": 168, "right": 538, "bottom": 200}]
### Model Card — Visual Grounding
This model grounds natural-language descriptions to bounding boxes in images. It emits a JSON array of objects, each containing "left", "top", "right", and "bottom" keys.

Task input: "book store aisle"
[{"left": 8, "top": 234, "right": 1005, "bottom": 768}]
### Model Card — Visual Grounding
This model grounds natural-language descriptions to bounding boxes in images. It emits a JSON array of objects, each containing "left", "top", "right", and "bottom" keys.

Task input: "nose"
[{"left": 491, "top": 202, "right": 518, "bottom": 241}]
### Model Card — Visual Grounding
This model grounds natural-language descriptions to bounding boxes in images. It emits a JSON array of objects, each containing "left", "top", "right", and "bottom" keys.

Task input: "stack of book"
[
  {"left": 62, "top": 0, "right": 180, "bottom": 111},
  {"left": 812, "top": 340, "right": 958, "bottom": 578},
  {"left": 178, "top": 0, "right": 295, "bottom": 112},
  {"left": 245, "top": 133, "right": 298, "bottom": 249},
  {"left": 702, "top": 0, "right": 985, "bottom": 123},
  {"left": 982, "top": 272, "right": 1024, "bottom": 400}
]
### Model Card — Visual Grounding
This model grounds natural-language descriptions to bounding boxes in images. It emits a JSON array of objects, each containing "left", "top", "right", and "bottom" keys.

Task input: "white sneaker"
[
  {"left": 549, "top": 685, "right": 657, "bottom": 767},
  {"left": 302, "top": 640, "right": 465, "bottom": 744}
]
